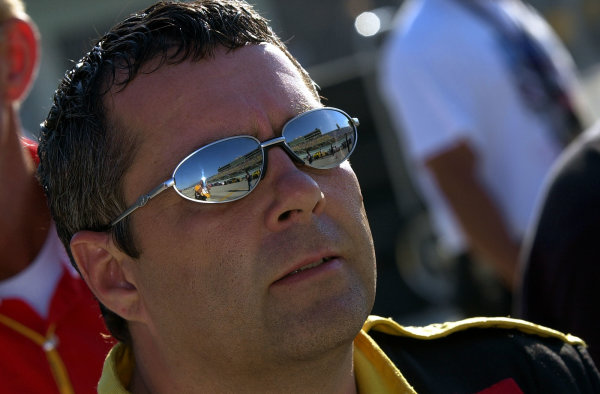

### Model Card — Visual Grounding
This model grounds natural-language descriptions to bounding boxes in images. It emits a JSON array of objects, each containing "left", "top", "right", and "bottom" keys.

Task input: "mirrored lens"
[
  {"left": 284, "top": 109, "right": 356, "bottom": 169},
  {"left": 173, "top": 137, "right": 263, "bottom": 203}
]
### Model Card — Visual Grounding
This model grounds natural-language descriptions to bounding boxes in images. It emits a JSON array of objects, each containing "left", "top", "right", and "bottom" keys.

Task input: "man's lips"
[
  {"left": 274, "top": 255, "right": 338, "bottom": 283},
  {"left": 286, "top": 256, "right": 333, "bottom": 276}
]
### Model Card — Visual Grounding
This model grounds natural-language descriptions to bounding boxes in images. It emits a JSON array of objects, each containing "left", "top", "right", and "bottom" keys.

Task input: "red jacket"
[
  {"left": 0, "top": 139, "right": 114, "bottom": 393},
  {"left": 0, "top": 267, "right": 113, "bottom": 393}
]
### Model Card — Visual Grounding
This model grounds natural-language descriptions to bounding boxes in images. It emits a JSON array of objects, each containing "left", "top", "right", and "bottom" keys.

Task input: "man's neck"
[
  {"left": 0, "top": 116, "right": 51, "bottom": 280},
  {"left": 128, "top": 332, "right": 358, "bottom": 394}
]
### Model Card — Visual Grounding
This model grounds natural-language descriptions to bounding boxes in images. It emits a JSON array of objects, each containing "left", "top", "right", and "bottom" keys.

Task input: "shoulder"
[
  {"left": 549, "top": 124, "right": 600, "bottom": 184},
  {"left": 363, "top": 315, "right": 585, "bottom": 343},
  {"left": 363, "top": 316, "right": 600, "bottom": 393},
  {"left": 531, "top": 123, "right": 600, "bottom": 230}
]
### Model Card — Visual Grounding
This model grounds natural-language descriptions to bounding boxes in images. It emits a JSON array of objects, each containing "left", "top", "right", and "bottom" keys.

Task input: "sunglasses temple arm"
[{"left": 110, "top": 179, "right": 175, "bottom": 227}]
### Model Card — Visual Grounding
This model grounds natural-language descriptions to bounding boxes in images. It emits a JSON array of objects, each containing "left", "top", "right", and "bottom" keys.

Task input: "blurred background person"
[
  {"left": 377, "top": 0, "right": 588, "bottom": 317},
  {"left": 0, "top": 0, "right": 112, "bottom": 392},
  {"left": 516, "top": 119, "right": 600, "bottom": 365}
]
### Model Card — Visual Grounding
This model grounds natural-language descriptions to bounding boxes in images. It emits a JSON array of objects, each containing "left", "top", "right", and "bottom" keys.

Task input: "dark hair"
[{"left": 37, "top": 0, "right": 318, "bottom": 345}]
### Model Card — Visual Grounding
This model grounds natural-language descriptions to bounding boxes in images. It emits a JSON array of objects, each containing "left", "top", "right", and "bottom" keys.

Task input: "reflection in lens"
[
  {"left": 285, "top": 109, "right": 356, "bottom": 169},
  {"left": 173, "top": 136, "right": 263, "bottom": 203}
]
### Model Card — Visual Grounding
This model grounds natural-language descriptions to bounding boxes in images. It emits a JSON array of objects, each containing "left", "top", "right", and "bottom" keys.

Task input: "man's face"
[{"left": 107, "top": 43, "right": 376, "bottom": 371}]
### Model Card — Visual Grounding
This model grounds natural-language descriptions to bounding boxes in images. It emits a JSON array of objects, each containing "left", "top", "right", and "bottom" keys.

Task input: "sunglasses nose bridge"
[
  {"left": 260, "top": 136, "right": 286, "bottom": 150},
  {"left": 259, "top": 136, "right": 304, "bottom": 179}
]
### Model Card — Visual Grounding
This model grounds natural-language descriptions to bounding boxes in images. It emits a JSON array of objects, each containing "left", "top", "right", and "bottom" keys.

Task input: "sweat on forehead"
[{"left": 105, "top": 43, "right": 316, "bottom": 128}]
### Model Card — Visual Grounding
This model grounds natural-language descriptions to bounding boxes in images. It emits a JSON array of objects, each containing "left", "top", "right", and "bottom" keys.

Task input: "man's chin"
[{"left": 265, "top": 292, "right": 371, "bottom": 362}]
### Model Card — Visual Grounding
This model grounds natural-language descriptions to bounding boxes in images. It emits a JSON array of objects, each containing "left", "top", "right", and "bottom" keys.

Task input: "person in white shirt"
[{"left": 379, "top": 0, "right": 585, "bottom": 314}]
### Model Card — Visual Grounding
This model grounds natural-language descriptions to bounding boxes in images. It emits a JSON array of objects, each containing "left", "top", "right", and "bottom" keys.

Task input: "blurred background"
[{"left": 22, "top": 0, "right": 600, "bottom": 324}]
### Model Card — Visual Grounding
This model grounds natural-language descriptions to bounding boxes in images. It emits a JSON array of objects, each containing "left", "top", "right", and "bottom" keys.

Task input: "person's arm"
[{"left": 425, "top": 139, "right": 519, "bottom": 289}]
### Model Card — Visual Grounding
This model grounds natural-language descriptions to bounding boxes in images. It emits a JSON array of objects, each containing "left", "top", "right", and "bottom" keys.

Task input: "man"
[
  {"left": 37, "top": 1, "right": 599, "bottom": 392},
  {"left": 516, "top": 120, "right": 600, "bottom": 365},
  {"left": 378, "top": 0, "right": 585, "bottom": 314},
  {"left": 0, "top": 0, "right": 113, "bottom": 393}
]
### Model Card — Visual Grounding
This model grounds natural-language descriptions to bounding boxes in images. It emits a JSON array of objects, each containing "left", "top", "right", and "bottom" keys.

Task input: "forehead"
[
  {"left": 108, "top": 43, "right": 317, "bottom": 141},
  {"left": 116, "top": 43, "right": 309, "bottom": 108},
  {"left": 106, "top": 43, "right": 320, "bottom": 195}
]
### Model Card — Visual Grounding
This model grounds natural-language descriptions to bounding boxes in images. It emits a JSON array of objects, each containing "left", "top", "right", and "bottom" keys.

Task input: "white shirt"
[
  {"left": 379, "top": 0, "right": 578, "bottom": 255},
  {"left": 0, "top": 224, "right": 71, "bottom": 318}
]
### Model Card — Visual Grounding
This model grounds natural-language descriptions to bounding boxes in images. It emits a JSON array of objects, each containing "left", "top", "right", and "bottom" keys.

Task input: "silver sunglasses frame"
[{"left": 110, "top": 107, "right": 359, "bottom": 227}]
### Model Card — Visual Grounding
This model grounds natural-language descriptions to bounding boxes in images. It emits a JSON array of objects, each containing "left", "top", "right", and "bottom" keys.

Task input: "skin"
[
  {"left": 71, "top": 43, "right": 377, "bottom": 393},
  {"left": 425, "top": 140, "right": 519, "bottom": 289},
  {"left": 0, "top": 16, "right": 45, "bottom": 281}
]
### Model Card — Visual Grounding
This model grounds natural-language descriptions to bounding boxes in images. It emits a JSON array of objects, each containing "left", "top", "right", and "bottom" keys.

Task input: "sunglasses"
[{"left": 110, "top": 107, "right": 359, "bottom": 226}]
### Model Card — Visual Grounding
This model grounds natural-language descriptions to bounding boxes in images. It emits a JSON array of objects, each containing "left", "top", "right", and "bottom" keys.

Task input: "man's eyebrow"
[
  {"left": 296, "top": 101, "right": 315, "bottom": 113},
  {"left": 244, "top": 102, "right": 316, "bottom": 138}
]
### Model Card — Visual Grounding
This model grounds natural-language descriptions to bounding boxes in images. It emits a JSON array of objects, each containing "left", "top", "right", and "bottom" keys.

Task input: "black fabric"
[
  {"left": 370, "top": 327, "right": 600, "bottom": 393},
  {"left": 454, "top": 253, "right": 512, "bottom": 317},
  {"left": 517, "top": 125, "right": 600, "bottom": 366}
]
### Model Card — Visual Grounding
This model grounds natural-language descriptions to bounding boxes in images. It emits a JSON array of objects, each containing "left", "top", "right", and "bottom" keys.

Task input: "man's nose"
[{"left": 262, "top": 146, "right": 325, "bottom": 232}]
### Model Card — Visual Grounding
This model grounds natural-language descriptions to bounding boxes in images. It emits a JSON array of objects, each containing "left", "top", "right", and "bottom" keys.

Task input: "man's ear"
[
  {"left": 70, "top": 230, "right": 146, "bottom": 323},
  {"left": 1, "top": 18, "right": 39, "bottom": 102}
]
